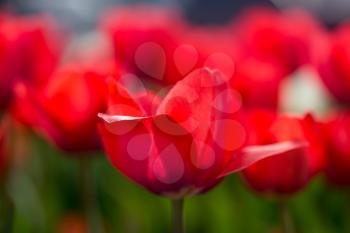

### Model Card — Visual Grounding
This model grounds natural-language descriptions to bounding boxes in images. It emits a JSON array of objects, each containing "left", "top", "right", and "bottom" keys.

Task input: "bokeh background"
[{"left": 1, "top": 0, "right": 350, "bottom": 233}]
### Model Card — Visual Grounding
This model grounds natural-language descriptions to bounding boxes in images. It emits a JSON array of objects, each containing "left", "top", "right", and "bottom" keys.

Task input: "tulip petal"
[
  {"left": 157, "top": 68, "right": 214, "bottom": 141},
  {"left": 98, "top": 113, "right": 197, "bottom": 195},
  {"left": 219, "top": 140, "right": 308, "bottom": 177},
  {"left": 106, "top": 79, "right": 145, "bottom": 116},
  {"left": 98, "top": 115, "right": 154, "bottom": 187}
]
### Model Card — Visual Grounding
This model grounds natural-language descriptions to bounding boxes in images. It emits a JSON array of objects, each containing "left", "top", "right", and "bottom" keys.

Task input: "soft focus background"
[{"left": 1, "top": 0, "right": 350, "bottom": 233}]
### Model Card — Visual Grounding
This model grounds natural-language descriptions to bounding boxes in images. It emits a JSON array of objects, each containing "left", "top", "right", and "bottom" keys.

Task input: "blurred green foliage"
[{"left": 5, "top": 135, "right": 350, "bottom": 233}]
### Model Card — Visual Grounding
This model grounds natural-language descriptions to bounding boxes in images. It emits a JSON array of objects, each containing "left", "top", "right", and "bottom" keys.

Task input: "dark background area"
[{"left": 1, "top": 0, "right": 350, "bottom": 31}]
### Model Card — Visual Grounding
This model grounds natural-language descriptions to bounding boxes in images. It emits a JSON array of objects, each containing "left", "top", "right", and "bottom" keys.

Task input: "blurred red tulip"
[
  {"left": 182, "top": 26, "right": 237, "bottom": 76},
  {"left": 241, "top": 111, "right": 325, "bottom": 195},
  {"left": 98, "top": 67, "right": 307, "bottom": 197},
  {"left": 12, "top": 63, "right": 112, "bottom": 153},
  {"left": 0, "top": 14, "right": 61, "bottom": 111},
  {"left": 230, "top": 57, "right": 286, "bottom": 110},
  {"left": 323, "top": 112, "right": 350, "bottom": 186},
  {"left": 316, "top": 23, "right": 350, "bottom": 105},
  {"left": 102, "top": 5, "right": 191, "bottom": 85},
  {"left": 233, "top": 8, "right": 323, "bottom": 75}
]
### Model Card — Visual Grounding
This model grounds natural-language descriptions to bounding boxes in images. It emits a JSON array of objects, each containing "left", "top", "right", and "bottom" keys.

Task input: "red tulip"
[
  {"left": 0, "top": 14, "right": 61, "bottom": 110},
  {"left": 102, "top": 5, "right": 190, "bottom": 85},
  {"left": 230, "top": 57, "right": 287, "bottom": 110},
  {"left": 98, "top": 68, "right": 307, "bottom": 197},
  {"left": 316, "top": 23, "right": 350, "bottom": 105},
  {"left": 323, "top": 112, "right": 350, "bottom": 186},
  {"left": 241, "top": 111, "right": 325, "bottom": 195},
  {"left": 233, "top": 7, "right": 323, "bottom": 75},
  {"left": 12, "top": 63, "right": 112, "bottom": 153}
]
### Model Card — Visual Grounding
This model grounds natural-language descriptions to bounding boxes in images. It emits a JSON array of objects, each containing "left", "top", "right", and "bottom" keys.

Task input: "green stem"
[
  {"left": 171, "top": 198, "right": 185, "bottom": 233},
  {"left": 344, "top": 191, "right": 350, "bottom": 233},
  {"left": 279, "top": 201, "right": 295, "bottom": 233},
  {"left": 78, "top": 158, "right": 103, "bottom": 233},
  {"left": 0, "top": 186, "right": 14, "bottom": 233}
]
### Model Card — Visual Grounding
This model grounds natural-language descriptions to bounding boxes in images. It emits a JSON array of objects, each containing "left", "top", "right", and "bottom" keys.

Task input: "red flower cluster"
[
  {"left": 97, "top": 5, "right": 331, "bottom": 197},
  {"left": 102, "top": 6, "right": 325, "bottom": 110},
  {"left": 0, "top": 4, "right": 350, "bottom": 201}
]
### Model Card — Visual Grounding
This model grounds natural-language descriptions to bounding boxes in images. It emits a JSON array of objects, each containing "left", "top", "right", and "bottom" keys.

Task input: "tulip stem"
[
  {"left": 171, "top": 198, "right": 185, "bottom": 233},
  {"left": 279, "top": 201, "right": 295, "bottom": 233},
  {"left": 0, "top": 186, "right": 14, "bottom": 233}
]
